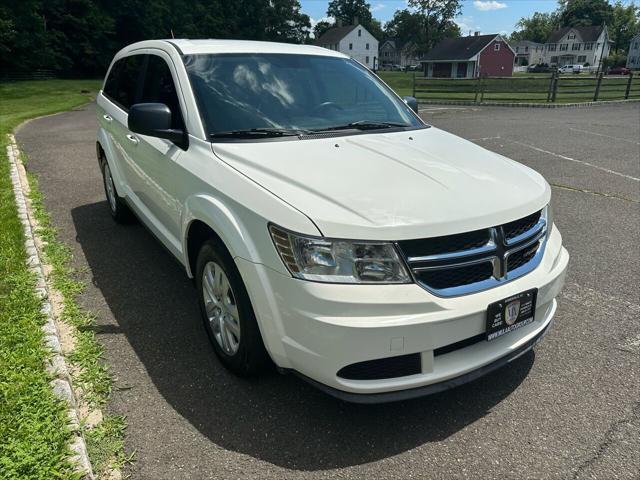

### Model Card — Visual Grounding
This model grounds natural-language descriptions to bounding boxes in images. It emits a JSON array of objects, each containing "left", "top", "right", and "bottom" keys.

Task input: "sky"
[{"left": 300, "top": 0, "right": 561, "bottom": 37}]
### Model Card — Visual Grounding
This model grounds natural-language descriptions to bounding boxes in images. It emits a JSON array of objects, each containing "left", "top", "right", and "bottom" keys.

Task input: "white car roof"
[{"left": 123, "top": 39, "right": 347, "bottom": 58}]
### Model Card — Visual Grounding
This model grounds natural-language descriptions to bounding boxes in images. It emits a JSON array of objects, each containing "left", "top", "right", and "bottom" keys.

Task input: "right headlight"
[{"left": 269, "top": 225, "right": 412, "bottom": 284}]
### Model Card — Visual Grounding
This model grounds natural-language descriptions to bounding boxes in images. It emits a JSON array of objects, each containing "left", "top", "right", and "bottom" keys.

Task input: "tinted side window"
[
  {"left": 103, "top": 59, "right": 123, "bottom": 99},
  {"left": 140, "top": 55, "right": 184, "bottom": 130},
  {"left": 111, "top": 55, "right": 144, "bottom": 110}
]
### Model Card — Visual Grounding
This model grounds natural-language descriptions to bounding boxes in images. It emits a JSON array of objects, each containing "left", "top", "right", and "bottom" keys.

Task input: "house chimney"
[
  {"left": 353, "top": 16, "right": 359, "bottom": 25},
  {"left": 474, "top": 31, "right": 480, "bottom": 36}
]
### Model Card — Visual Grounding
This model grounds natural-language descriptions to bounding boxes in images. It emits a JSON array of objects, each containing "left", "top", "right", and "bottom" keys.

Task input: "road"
[{"left": 16, "top": 102, "right": 640, "bottom": 479}]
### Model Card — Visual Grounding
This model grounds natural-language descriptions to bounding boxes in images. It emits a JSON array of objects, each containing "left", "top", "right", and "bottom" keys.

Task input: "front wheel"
[
  {"left": 195, "top": 239, "right": 271, "bottom": 376},
  {"left": 101, "top": 161, "right": 133, "bottom": 223}
]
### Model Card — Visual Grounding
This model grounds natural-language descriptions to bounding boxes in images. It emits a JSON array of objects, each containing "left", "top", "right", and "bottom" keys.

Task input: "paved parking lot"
[{"left": 16, "top": 102, "right": 639, "bottom": 479}]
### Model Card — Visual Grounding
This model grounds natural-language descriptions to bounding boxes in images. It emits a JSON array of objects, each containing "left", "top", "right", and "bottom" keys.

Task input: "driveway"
[{"left": 16, "top": 103, "right": 640, "bottom": 479}]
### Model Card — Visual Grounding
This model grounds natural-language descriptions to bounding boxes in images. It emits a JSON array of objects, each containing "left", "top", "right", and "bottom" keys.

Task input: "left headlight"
[{"left": 269, "top": 225, "right": 412, "bottom": 284}]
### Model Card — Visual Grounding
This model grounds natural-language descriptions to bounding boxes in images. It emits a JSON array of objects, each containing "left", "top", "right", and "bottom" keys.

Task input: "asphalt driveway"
[{"left": 16, "top": 102, "right": 640, "bottom": 479}]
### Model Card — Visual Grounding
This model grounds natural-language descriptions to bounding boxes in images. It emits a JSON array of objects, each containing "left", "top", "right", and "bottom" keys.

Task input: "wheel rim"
[
  {"left": 202, "top": 261, "right": 241, "bottom": 355},
  {"left": 104, "top": 164, "right": 117, "bottom": 213}
]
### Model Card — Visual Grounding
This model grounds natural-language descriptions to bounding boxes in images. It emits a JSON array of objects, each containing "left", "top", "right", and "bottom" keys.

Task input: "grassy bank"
[{"left": 0, "top": 79, "right": 123, "bottom": 479}]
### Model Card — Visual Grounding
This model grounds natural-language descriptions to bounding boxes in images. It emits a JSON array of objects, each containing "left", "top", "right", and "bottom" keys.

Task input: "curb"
[
  {"left": 418, "top": 98, "right": 640, "bottom": 108},
  {"left": 6, "top": 136, "right": 94, "bottom": 480}
]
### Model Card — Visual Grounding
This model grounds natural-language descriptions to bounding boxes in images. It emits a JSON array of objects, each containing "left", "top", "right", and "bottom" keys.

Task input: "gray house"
[
  {"left": 626, "top": 33, "right": 640, "bottom": 69},
  {"left": 379, "top": 39, "right": 419, "bottom": 69},
  {"left": 512, "top": 40, "right": 545, "bottom": 66},
  {"left": 541, "top": 25, "right": 610, "bottom": 67}
]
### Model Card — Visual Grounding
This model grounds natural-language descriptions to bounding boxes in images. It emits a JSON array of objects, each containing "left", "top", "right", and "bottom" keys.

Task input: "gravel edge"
[{"left": 6, "top": 135, "right": 94, "bottom": 480}]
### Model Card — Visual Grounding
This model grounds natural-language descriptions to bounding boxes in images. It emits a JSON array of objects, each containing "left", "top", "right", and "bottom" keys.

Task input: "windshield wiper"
[
  {"left": 311, "top": 120, "right": 407, "bottom": 132},
  {"left": 210, "top": 128, "right": 310, "bottom": 139}
]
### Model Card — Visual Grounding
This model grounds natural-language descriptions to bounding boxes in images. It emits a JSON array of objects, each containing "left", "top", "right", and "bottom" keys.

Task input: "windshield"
[{"left": 183, "top": 53, "right": 423, "bottom": 137}]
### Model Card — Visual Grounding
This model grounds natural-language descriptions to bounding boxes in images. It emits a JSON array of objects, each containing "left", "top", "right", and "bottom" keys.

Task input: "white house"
[
  {"left": 511, "top": 40, "right": 545, "bottom": 66},
  {"left": 626, "top": 33, "right": 640, "bottom": 69},
  {"left": 541, "top": 25, "right": 610, "bottom": 67},
  {"left": 314, "top": 22, "right": 379, "bottom": 70}
]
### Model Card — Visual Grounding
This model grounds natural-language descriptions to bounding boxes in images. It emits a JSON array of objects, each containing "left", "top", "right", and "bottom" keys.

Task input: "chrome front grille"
[{"left": 397, "top": 210, "right": 548, "bottom": 297}]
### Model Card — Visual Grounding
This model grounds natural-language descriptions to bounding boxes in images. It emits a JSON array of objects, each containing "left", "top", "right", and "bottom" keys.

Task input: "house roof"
[
  {"left": 547, "top": 25, "right": 605, "bottom": 43},
  {"left": 314, "top": 25, "right": 358, "bottom": 45},
  {"left": 421, "top": 34, "right": 500, "bottom": 61}
]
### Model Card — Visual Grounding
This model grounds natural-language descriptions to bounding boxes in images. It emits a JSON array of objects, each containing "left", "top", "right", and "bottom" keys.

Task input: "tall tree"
[
  {"left": 327, "top": 0, "right": 373, "bottom": 26},
  {"left": 385, "top": 8, "right": 459, "bottom": 53},
  {"left": 408, "top": 0, "right": 461, "bottom": 50},
  {"left": 510, "top": 11, "right": 560, "bottom": 43},
  {"left": 558, "top": 0, "right": 614, "bottom": 27},
  {"left": 609, "top": 0, "right": 640, "bottom": 52},
  {"left": 313, "top": 20, "right": 334, "bottom": 39}
]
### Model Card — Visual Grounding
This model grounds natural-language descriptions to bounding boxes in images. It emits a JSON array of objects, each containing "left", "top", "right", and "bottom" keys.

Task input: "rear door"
[{"left": 100, "top": 55, "right": 145, "bottom": 193}]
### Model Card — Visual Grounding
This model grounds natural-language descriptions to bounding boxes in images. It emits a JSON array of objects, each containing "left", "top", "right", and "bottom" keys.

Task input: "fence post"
[
  {"left": 474, "top": 75, "right": 481, "bottom": 103},
  {"left": 546, "top": 73, "right": 555, "bottom": 102},
  {"left": 412, "top": 70, "right": 416, "bottom": 98},
  {"left": 593, "top": 72, "right": 603, "bottom": 101},
  {"left": 479, "top": 76, "right": 486, "bottom": 103},
  {"left": 625, "top": 72, "right": 633, "bottom": 99},
  {"left": 551, "top": 72, "right": 559, "bottom": 102}
]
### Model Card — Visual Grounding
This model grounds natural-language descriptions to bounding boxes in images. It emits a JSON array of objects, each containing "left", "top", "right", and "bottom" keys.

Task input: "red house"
[{"left": 420, "top": 33, "right": 515, "bottom": 78}]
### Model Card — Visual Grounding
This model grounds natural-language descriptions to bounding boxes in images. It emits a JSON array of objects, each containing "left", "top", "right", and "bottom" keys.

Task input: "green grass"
[
  {"left": 378, "top": 70, "right": 640, "bottom": 104},
  {"left": 0, "top": 79, "right": 127, "bottom": 479}
]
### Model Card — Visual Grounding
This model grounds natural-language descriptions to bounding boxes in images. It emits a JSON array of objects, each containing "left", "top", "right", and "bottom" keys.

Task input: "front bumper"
[{"left": 236, "top": 226, "right": 569, "bottom": 401}]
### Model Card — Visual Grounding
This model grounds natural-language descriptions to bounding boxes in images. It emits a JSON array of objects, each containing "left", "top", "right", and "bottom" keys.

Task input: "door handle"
[
  {"left": 103, "top": 114, "right": 113, "bottom": 122},
  {"left": 126, "top": 134, "right": 139, "bottom": 145}
]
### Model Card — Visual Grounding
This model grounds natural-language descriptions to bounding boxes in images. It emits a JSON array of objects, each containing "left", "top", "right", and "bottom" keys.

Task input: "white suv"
[{"left": 96, "top": 40, "right": 569, "bottom": 402}]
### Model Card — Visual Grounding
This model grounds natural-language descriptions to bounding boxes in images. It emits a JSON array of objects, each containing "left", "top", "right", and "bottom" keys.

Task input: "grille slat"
[{"left": 397, "top": 210, "right": 546, "bottom": 296}]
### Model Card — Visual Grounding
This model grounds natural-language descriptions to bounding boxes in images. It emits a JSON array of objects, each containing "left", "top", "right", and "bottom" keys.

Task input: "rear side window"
[
  {"left": 139, "top": 55, "right": 184, "bottom": 130},
  {"left": 103, "top": 55, "right": 144, "bottom": 111}
]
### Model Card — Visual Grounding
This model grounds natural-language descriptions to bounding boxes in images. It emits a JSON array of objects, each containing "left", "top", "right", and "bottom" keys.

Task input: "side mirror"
[
  {"left": 403, "top": 96, "right": 419, "bottom": 114},
  {"left": 128, "top": 103, "right": 187, "bottom": 149}
]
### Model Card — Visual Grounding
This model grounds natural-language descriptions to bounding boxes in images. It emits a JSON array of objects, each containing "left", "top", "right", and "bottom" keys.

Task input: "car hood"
[{"left": 211, "top": 127, "right": 550, "bottom": 240}]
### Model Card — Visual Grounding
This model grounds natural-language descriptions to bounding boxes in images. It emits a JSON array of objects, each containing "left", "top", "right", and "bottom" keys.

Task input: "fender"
[
  {"left": 181, "top": 193, "right": 297, "bottom": 278},
  {"left": 96, "top": 126, "right": 127, "bottom": 195}
]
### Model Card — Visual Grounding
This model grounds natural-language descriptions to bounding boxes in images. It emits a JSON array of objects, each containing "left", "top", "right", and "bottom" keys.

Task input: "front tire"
[{"left": 195, "top": 239, "right": 271, "bottom": 376}]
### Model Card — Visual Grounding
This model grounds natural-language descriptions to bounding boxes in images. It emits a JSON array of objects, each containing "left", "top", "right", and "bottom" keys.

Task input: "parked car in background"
[
  {"left": 391, "top": 64, "right": 405, "bottom": 71},
  {"left": 527, "top": 64, "right": 553, "bottom": 73},
  {"left": 606, "top": 66, "right": 631, "bottom": 75},
  {"left": 558, "top": 64, "right": 583, "bottom": 74},
  {"left": 407, "top": 64, "right": 420, "bottom": 71},
  {"left": 96, "top": 39, "right": 568, "bottom": 403}
]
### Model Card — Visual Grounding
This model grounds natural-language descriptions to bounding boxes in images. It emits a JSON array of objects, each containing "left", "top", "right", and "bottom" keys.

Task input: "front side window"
[
  {"left": 104, "top": 55, "right": 144, "bottom": 110},
  {"left": 184, "top": 54, "right": 422, "bottom": 138},
  {"left": 139, "top": 55, "right": 184, "bottom": 130}
]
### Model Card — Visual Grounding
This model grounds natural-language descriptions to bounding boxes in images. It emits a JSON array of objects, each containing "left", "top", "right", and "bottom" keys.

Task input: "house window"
[
  {"left": 548, "top": 44, "right": 557, "bottom": 51},
  {"left": 525, "top": 46, "right": 529, "bottom": 52},
  {"left": 568, "top": 33, "right": 575, "bottom": 40},
  {"left": 577, "top": 55, "right": 586, "bottom": 63},
  {"left": 560, "top": 44, "right": 568, "bottom": 51},
  {"left": 366, "top": 56, "right": 369, "bottom": 64},
  {"left": 366, "top": 43, "right": 369, "bottom": 50},
  {"left": 494, "top": 43, "right": 501, "bottom": 51},
  {"left": 335, "top": 43, "right": 338, "bottom": 50},
  {"left": 572, "top": 43, "right": 581, "bottom": 51},
  {"left": 551, "top": 56, "right": 558, "bottom": 64},
  {"left": 349, "top": 43, "right": 353, "bottom": 50},
  {"left": 584, "top": 42, "right": 593, "bottom": 50},
  {"left": 358, "top": 29, "right": 361, "bottom": 37}
]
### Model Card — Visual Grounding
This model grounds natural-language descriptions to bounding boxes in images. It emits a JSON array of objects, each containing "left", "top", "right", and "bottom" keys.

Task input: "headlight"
[{"left": 269, "top": 225, "right": 412, "bottom": 284}]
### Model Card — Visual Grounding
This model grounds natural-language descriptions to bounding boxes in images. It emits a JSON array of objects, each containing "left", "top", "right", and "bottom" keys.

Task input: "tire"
[
  {"left": 195, "top": 239, "right": 271, "bottom": 376},
  {"left": 101, "top": 161, "right": 133, "bottom": 223}
]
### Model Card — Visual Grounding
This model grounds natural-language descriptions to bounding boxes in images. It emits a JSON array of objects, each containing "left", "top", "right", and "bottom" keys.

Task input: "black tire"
[
  {"left": 195, "top": 239, "right": 271, "bottom": 376},
  {"left": 101, "top": 160, "right": 134, "bottom": 224}
]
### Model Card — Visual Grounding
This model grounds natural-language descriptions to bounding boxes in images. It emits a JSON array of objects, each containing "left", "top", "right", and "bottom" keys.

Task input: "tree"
[
  {"left": 313, "top": 20, "right": 334, "bottom": 40},
  {"left": 408, "top": 0, "right": 461, "bottom": 50},
  {"left": 327, "top": 0, "right": 373, "bottom": 27},
  {"left": 384, "top": 7, "right": 460, "bottom": 54},
  {"left": 510, "top": 11, "right": 560, "bottom": 43},
  {"left": 558, "top": 0, "right": 613, "bottom": 27},
  {"left": 609, "top": 1, "right": 640, "bottom": 53}
]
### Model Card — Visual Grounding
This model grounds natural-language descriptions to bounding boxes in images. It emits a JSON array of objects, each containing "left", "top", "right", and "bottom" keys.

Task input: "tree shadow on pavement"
[{"left": 71, "top": 200, "right": 534, "bottom": 471}]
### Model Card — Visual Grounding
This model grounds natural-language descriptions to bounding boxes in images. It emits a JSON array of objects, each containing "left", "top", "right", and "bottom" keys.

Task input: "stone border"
[
  {"left": 418, "top": 98, "right": 640, "bottom": 108},
  {"left": 6, "top": 136, "right": 94, "bottom": 480}
]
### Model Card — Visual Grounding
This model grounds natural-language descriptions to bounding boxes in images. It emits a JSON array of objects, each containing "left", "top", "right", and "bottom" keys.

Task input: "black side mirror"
[
  {"left": 403, "top": 96, "right": 419, "bottom": 114},
  {"left": 128, "top": 103, "right": 188, "bottom": 149}
]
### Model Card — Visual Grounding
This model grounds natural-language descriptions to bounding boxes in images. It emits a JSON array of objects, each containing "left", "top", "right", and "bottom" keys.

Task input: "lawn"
[
  {"left": 377, "top": 70, "right": 640, "bottom": 103},
  {"left": 0, "top": 79, "right": 101, "bottom": 479}
]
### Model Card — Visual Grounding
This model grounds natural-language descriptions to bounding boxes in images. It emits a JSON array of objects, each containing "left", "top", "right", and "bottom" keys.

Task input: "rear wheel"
[
  {"left": 101, "top": 161, "right": 133, "bottom": 223},
  {"left": 195, "top": 239, "right": 271, "bottom": 376}
]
